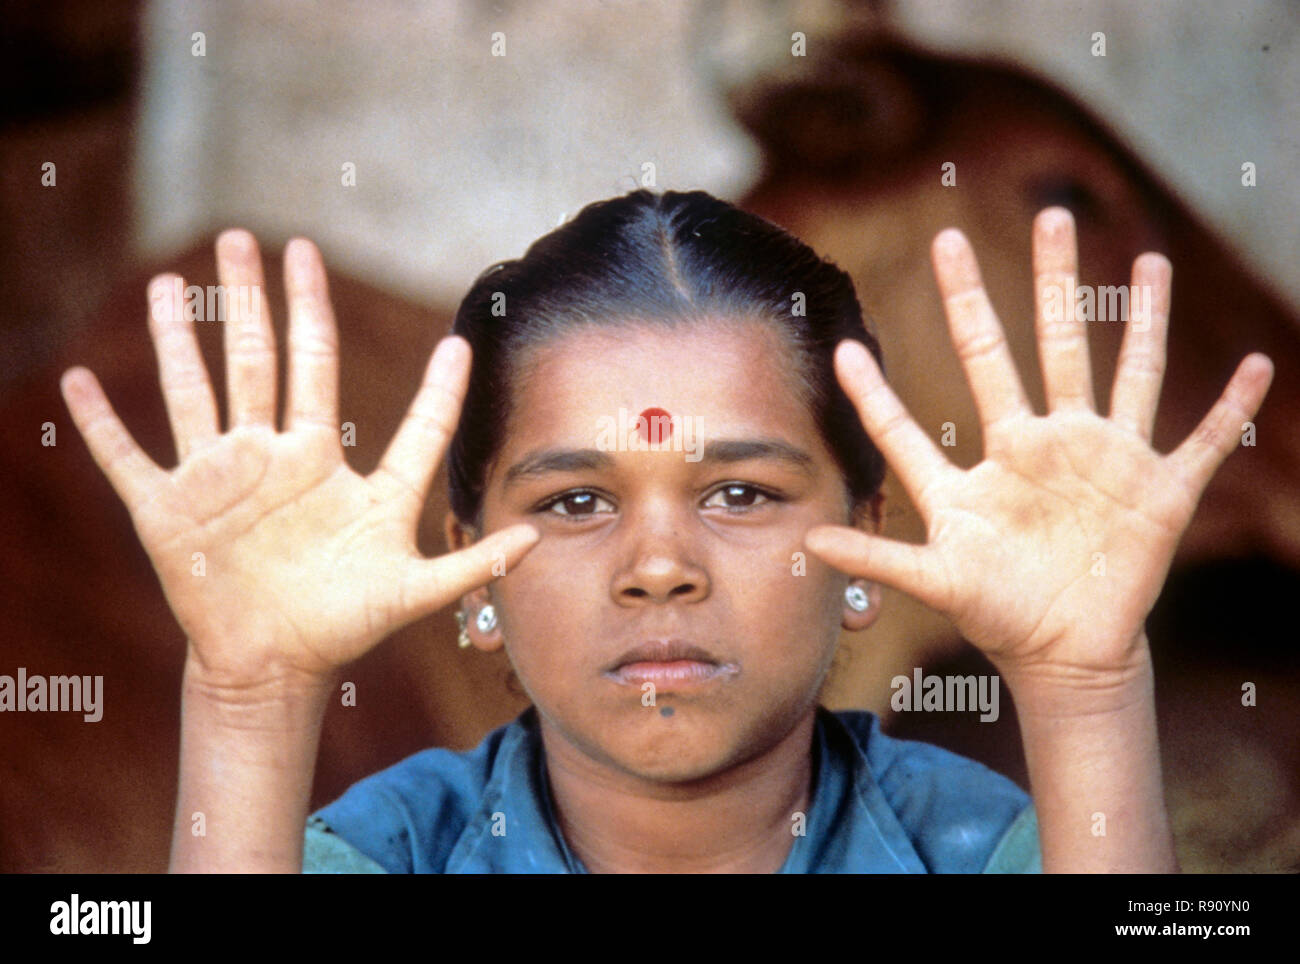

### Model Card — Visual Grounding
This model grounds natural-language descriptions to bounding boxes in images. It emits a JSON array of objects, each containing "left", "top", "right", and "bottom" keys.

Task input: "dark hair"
[{"left": 447, "top": 189, "right": 886, "bottom": 530}]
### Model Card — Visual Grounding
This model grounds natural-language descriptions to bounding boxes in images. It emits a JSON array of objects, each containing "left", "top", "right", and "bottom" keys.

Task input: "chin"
[{"left": 597, "top": 710, "right": 774, "bottom": 785}]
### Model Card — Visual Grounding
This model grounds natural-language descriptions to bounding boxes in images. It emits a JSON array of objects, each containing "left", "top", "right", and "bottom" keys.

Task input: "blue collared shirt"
[{"left": 303, "top": 705, "right": 1040, "bottom": 873}]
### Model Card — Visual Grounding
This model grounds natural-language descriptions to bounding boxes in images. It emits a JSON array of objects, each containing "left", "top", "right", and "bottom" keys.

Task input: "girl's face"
[{"left": 449, "top": 321, "right": 881, "bottom": 784}]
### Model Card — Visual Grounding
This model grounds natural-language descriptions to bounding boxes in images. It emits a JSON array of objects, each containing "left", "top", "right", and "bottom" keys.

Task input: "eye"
[
  {"left": 702, "top": 483, "right": 777, "bottom": 511},
  {"left": 537, "top": 489, "right": 615, "bottom": 520}
]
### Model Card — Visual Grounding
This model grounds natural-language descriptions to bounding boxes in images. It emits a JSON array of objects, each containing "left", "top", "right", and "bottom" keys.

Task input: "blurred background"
[{"left": 2, "top": 0, "right": 1297, "bottom": 872}]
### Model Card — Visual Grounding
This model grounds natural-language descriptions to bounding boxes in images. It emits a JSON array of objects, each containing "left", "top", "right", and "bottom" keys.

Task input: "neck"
[{"left": 539, "top": 709, "right": 817, "bottom": 873}]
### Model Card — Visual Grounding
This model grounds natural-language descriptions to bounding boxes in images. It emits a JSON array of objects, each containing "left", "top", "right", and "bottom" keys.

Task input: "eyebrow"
[{"left": 501, "top": 438, "right": 817, "bottom": 488}]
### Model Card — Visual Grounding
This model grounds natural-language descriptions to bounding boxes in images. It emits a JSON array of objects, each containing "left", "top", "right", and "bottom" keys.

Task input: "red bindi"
[{"left": 638, "top": 407, "right": 673, "bottom": 444}]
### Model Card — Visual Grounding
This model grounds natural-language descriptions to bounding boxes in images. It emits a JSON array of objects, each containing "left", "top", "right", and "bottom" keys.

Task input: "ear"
[
  {"left": 859, "top": 490, "right": 886, "bottom": 535},
  {"left": 841, "top": 492, "right": 886, "bottom": 632},
  {"left": 443, "top": 511, "right": 506, "bottom": 653},
  {"left": 443, "top": 510, "right": 473, "bottom": 553},
  {"left": 841, "top": 578, "right": 883, "bottom": 632}
]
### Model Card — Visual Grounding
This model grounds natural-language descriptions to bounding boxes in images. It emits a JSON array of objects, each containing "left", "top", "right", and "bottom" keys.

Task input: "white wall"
[{"left": 133, "top": 0, "right": 1299, "bottom": 313}]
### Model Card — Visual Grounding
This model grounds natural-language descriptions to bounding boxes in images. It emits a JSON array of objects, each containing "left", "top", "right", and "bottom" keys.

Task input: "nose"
[{"left": 611, "top": 509, "right": 710, "bottom": 606}]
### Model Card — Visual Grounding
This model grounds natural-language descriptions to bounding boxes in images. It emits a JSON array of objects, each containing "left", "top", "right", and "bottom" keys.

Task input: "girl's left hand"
[{"left": 804, "top": 207, "right": 1273, "bottom": 687}]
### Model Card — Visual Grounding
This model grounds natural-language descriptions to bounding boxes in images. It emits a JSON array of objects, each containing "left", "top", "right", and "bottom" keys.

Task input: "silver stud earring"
[
  {"left": 845, "top": 584, "right": 870, "bottom": 612},
  {"left": 475, "top": 605, "right": 498, "bottom": 634}
]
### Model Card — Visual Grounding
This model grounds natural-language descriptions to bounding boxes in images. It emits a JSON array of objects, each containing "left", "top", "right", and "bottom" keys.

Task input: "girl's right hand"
[{"left": 60, "top": 230, "right": 538, "bottom": 690}]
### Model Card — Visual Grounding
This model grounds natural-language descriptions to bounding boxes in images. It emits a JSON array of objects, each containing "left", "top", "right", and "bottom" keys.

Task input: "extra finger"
[
  {"left": 1165, "top": 353, "right": 1274, "bottom": 501},
  {"left": 835, "top": 340, "right": 955, "bottom": 519},
  {"left": 1032, "top": 207, "right": 1095, "bottom": 412},
  {"left": 60, "top": 366, "right": 168, "bottom": 512},
  {"left": 216, "top": 229, "right": 277, "bottom": 428},
  {"left": 1108, "top": 252, "right": 1171, "bottom": 440},
  {"left": 372, "top": 336, "right": 471, "bottom": 506},
  {"left": 146, "top": 273, "right": 220, "bottom": 460},
  {"left": 283, "top": 238, "right": 340, "bottom": 433},
  {"left": 932, "top": 228, "right": 1033, "bottom": 431}
]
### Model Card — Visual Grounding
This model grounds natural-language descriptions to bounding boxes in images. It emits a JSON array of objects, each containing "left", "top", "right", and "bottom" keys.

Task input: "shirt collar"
[{"left": 445, "top": 706, "right": 927, "bottom": 873}]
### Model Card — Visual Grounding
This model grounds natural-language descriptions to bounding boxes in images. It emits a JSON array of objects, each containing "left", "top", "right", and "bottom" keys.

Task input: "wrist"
[
  {"left": 172, "top": 662, "right": 331, "bottom": 873},
  {"left": 996, "top": 635, "right": 1155, "bottom": 720},
  {"left": 181, "top": 655, "right": 338, "bottom": 733}
]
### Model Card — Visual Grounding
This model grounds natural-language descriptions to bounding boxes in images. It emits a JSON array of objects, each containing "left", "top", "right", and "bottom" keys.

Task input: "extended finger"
[
  {"left": 932, "top": 228, "right": 1033, "bottom": 431},
  {"left": 399, "top": 523, "right": 540, "bottom": 622},
  {"left": 1165, "top": 353, "right": 1273, "bottom": 501},
  {"left": 1108, "top": 253, "right": 1171, "bottom": 440},
  {"left": 835, "top": 340, "right": 955, "bottom": 518},
  {"left": 283, "top": 238, "right": 340, "bottom": 433},
  {"left": 372, "top": 336, "right": 471, "bottom": 506},
  {"left": 803, "top": 524, "right": 942, "bottom": 612},
  {"left": 1032, "top": 207, "right": 1095, "bottom": 412},
  {"left": 146, "top": 273, "right": 221, "bottom": 460},
  {"left": 216, "top": 229, "right": 277, "bottom": 428},
  {"left": 60, "top": 366, "right": 168, "bottom": 512}
]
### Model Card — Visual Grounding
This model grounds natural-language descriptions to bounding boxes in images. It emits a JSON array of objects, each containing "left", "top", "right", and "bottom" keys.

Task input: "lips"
[
  {"left": 602, "top": 639, "right": 739, "bottom": 688},
  {"left": 606, "top": 639, "right": 719, "bottom": 671}
]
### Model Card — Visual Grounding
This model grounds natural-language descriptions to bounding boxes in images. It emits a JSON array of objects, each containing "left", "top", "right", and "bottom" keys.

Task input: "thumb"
[
  {"left": 399, "top": 523, "right": 540, "bottom": 621},
  {"left": 804, "top": 524, "right": 935, "bottom": 609}
]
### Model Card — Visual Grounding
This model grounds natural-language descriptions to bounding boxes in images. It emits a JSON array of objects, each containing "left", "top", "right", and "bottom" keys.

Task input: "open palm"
[
  {"left": 805, "top": 208, "right": 1273, "bottom": 679},
  {"left": 61, "top": 231, "right": 537, "bottom": 685}
]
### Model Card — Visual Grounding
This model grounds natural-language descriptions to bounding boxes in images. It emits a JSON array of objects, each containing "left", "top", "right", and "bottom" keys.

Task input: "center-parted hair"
[{"left": 447, "top": 189, "right": 887, "bottom": 529}]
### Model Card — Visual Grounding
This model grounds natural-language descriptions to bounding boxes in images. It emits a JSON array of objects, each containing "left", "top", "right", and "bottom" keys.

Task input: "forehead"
[{"left": 504, "top": 320, "right": 816, "bottom": 446}]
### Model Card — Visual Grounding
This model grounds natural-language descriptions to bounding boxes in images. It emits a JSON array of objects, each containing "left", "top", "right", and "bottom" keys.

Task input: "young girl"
[{"left": 60, "top": 190, "right": 1272, "bottom": 873}]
